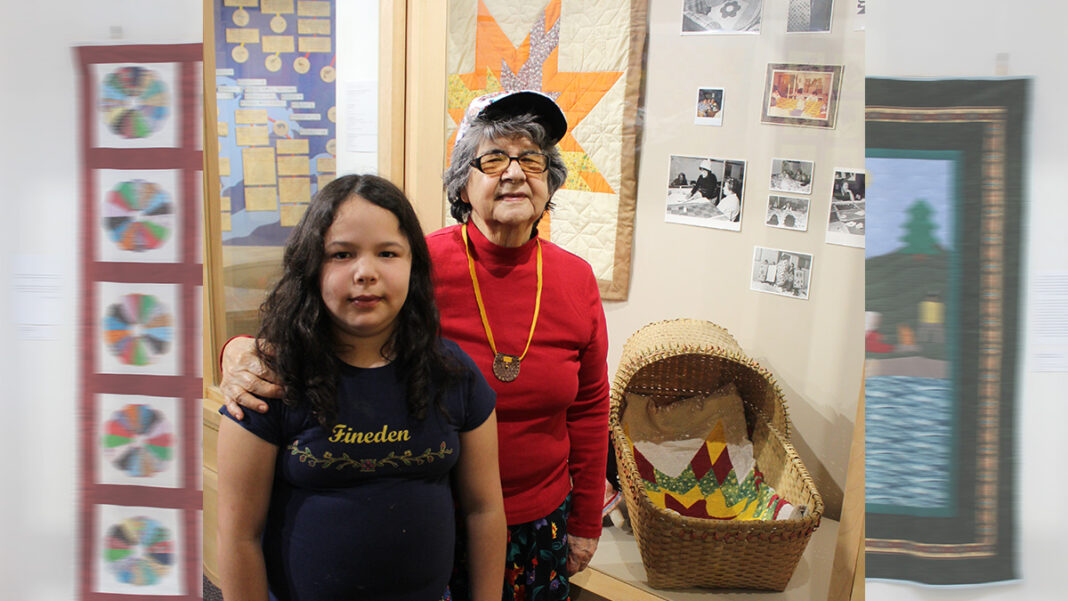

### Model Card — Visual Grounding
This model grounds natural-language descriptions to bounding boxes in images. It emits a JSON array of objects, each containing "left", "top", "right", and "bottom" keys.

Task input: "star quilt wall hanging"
[{"left": 445, "top": 0, "right": 647, "bottom": 300}]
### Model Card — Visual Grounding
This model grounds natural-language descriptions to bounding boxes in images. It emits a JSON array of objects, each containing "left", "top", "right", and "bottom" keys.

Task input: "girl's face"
[{"left": 319, "top": 194, "right": 412, "bottom": 354}]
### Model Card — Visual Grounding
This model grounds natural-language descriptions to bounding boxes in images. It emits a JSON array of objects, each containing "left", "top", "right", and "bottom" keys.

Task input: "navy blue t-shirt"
[{"left": 220, "top": 340, "right": 495, "bottom": 601}]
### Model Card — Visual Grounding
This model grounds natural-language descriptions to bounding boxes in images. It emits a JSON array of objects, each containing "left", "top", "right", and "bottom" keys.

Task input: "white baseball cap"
[{"left": 454, "top": 90, "right": 568, "bottom": 149}]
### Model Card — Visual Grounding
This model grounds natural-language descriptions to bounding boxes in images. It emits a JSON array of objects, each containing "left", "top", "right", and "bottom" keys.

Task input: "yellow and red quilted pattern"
[{"left": 628, "top": 424, "right": 793, "bottom": 521}]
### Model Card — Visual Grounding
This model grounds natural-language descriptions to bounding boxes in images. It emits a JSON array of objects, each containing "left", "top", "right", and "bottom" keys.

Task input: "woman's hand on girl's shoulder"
[{"left": 220, "top": 336, "right": 283, "bottom": 419}]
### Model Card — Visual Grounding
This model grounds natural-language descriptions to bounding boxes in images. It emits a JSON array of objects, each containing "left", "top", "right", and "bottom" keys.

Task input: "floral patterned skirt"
[{"left": 451, "top": 495, "right": 571, "bottom": 601}]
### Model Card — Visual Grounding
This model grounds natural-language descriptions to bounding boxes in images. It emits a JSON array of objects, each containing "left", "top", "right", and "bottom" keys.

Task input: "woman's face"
[{"left": 461, "top": 134, "right": 551, "bottom": 242}]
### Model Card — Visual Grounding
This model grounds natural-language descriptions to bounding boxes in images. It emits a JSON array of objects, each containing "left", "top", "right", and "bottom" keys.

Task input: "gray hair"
[{"left": 443, "top": 114, "right": 568, "bottom": 224}]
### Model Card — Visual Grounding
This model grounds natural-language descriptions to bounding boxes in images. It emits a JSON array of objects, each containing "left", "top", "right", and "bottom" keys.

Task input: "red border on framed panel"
[{"left": 75, "top": 43, "right": 203, "bottom": 600}]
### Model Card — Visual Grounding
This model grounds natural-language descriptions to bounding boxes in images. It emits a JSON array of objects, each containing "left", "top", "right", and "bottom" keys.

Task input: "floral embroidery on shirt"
[{"left": 287, "top": 441, "right": 453, "bottom": 472}]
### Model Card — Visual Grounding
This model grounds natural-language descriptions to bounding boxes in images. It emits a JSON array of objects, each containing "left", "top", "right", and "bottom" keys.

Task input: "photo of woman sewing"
[{"left": 664, "top": 154, "right": 746, "bottom": 231}]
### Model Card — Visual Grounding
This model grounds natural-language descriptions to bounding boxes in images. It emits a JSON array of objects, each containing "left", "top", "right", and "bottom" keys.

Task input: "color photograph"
[
  {"left": 695, "top": 87, "right": 725, "bottom": 126},
  {"left": 761, "top": 63, "right": 843, "bottom": 128}
]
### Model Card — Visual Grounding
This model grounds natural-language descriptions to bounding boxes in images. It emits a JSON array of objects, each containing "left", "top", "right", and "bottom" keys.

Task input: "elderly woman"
[
  {"left": 688, "top": 159, "right": 720, "bottom": 203},
  {"left": 220, "top": 90, "right": 610, "bottom": 601}
]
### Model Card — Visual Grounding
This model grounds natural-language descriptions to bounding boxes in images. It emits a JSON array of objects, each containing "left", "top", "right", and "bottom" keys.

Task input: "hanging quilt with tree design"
[{"left": 864, "top": 77, "right": 1027, "bottom": 584}]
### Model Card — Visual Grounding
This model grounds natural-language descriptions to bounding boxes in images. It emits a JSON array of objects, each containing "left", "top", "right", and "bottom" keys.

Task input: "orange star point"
[{"left": 454, "top": 0, "right": 623, "bottom": 195}]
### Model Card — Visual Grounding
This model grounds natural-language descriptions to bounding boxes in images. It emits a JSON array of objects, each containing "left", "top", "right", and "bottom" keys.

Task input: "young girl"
[{"left": 217, "top": 174, "right": 506, "bottom": 601}]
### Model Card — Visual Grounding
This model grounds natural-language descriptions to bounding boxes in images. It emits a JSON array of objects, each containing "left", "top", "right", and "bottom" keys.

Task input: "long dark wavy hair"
[{"left": 256, "top": 174, "right": 460, "bottom": 427}]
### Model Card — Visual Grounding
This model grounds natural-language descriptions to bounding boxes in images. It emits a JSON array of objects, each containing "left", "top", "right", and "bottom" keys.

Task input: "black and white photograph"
[
  {"left": 826, "top": 167, "right": 866, "bottom": 247},
  {"left": 765, "top": 195, "right": 811, "bottom": 231},
  {"left": 682, "top": 0, "right": 763, "bottom": 35},
  {"left": 751, "top": 246, "right": 813, "bottom": 300},
  {"left": 695, "top": 87, "right": 725, "bottom": 126},
  {"left": 770, "top": 158, "right": 814, "bottom": 194},
  {"left": 786, "top": 0, "right": 834, "bottom": 33},
  {"left": 665, "top": 154, "right": 747, "bottom": 231}
]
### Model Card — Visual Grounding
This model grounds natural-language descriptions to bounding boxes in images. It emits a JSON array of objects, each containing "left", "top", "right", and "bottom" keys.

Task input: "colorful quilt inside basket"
[{"left": 624, "top": 386, "right": 798, "bottom": 521}]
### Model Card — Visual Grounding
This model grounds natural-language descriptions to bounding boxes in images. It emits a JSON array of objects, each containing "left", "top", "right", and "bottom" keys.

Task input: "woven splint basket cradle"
[{"left": 610, "top": 319, "right": 823, "bottom": 590}]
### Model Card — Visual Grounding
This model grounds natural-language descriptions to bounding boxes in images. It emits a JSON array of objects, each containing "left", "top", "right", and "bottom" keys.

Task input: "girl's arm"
[
  {"left": 455, "top": 411, "right": 506, "bottom": 601},
  {"left": 217, "top": 418, "right": 278, "bottom": 601}
]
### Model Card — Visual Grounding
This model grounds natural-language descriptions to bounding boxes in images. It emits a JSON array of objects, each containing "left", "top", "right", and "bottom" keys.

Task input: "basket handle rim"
[{"left": 612, "top": 348, "right": 794, "bottom": 439}]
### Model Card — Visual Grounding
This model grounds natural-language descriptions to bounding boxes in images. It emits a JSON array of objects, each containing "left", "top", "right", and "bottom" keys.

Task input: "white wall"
[
  {"left": 0, "top": 2, "right": 200, "bottom": 598},
  {"left": 865, "top": 1, "right": 1068, "bottom": 599},
  {"left": 604, "top": 1, "right": 865, "bottom": 521}
]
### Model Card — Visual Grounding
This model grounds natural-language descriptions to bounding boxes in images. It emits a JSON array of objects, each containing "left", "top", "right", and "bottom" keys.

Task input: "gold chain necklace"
[{"left": 461, "top": 223, "right": 543, "bottom": 382}]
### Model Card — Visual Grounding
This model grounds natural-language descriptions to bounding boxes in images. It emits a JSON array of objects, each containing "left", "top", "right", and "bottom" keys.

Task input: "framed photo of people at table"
[
  {"left": 770, "top": 157, "right": 814, "bottom": 194},
  {"left": 761, "top": 63, "right": 844, "bottom": 129}
]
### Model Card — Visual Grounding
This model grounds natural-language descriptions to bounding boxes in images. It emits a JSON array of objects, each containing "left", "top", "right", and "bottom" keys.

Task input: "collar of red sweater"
[{"left": 462, "top": 221, "right": 540, "bottom": 267}]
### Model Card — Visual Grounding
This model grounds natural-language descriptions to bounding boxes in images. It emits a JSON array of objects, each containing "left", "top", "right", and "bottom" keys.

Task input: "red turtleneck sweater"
[{"left": 427, "top": 223, "right": 610, "bottom": 538}]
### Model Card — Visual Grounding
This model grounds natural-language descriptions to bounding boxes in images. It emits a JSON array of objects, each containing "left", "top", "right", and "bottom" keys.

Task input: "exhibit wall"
[
  {"left": 865, "top": 0, "right": 1068, "bottom": 598},
  {"left": 2, "top": 3, "right": 864, "bottom": 598},
  {"left": 604, "top": 0, "right": 865, "bottom": 521},
  {"left": 0, "top": 3, "right": 202, "bottom": 599},
  {"left": 3, "top": 1, "right": 1062, "bottom": 599}
]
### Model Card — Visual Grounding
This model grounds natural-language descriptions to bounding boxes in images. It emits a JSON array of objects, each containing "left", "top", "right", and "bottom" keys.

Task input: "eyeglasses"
[{"left": 469, "top": 151, "right": 549, "bottom": 176}]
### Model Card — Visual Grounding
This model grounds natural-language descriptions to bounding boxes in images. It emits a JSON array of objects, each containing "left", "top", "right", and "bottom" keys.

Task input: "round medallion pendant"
[{"left": 492, "top": 353, "right": 521, "bottom": 382}]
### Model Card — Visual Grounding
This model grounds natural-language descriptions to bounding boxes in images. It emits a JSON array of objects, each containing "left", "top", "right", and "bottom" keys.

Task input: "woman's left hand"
[{"left": 566, "top": 534, "right": 599, "bottom": 575}]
